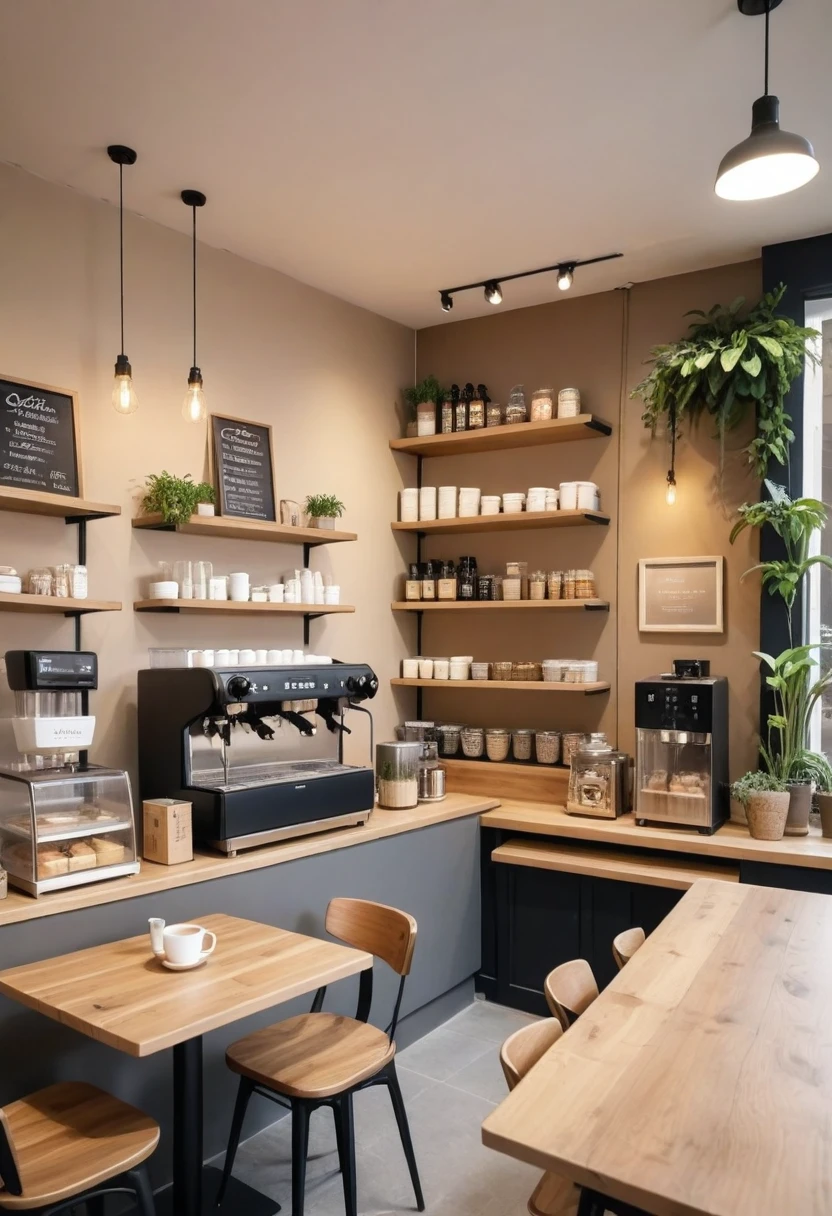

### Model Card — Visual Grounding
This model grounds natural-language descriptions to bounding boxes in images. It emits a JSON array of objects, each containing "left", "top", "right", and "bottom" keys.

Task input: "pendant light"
[
  {"left": 715, "top": 0, "right": 818, "bottom": 201},
  {"left": 108, "top": 145, "right": 139, "bottom": 415},
  {"left": 666, "top": 402, "right": 677, "bottom": 506},
  {"left": 181, "top": 189, "right": 207, "bottom": 423}
]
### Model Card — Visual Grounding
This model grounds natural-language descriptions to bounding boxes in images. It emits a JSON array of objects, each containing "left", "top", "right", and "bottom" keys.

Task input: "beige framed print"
[{"left": 638, "top": 556, "right": 724, "bottom": 633}]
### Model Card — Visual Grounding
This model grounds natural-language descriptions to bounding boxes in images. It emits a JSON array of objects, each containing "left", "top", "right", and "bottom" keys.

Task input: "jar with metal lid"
[
  {"left": 421, "top": 561, "right": 436, "bottom": 601},
  {"left": 505, "top": 385, "right": 526, "bottom": 426},
  {"left": 437, "top": 561, "right": 458, "bottom": 601},
  {"left": 440, "top": 392, "right": 455, "bottom": 434},
  {"left": 376, "top": 741, "right": 421, "bottom": 809},
  {"left": 566, "top": 738, "right": 629, "bottom": 818},
  {"left": 486, "top": 401, "right": 502, "bottom": 427},
  {"left": 562, "top": 731, "right": 589, "bottom": 766},
  {"left": 468, "top": 386, "right": 485, "bottom": 430},
  {"left": 418, "top": 765, "right": 447, "bottom": 801},
  {"left": 563, "top": 569, "right": 576, "bottom": 599},
  {"left": 436, "top": 724, "right": 463, "bottom": 756},
  {"left": 403, "top": 721, "right": 436, "bottom": 742},
  {"left": 454, "top": 384, "right": 467, "bottom": 432},
  {"left": 547, "top": 570, "right": 564, "bottom": 600},
  {"left": 530, "top": 388, "right": 554, "bottom": 422},
  {"left": 457, "top": 556, "right": 477, "bottom": 600},
  {"left": 575, "top": 569, "right": 597, "bottom": 599},
  {"left": 511, "top": 729, "right": 534, "bottom": 761},
  {"left": 486, "top": 729, "right": 511, "bottom": 762},
  {"left": 529, "top": 571, "right": 546, "bottom": 600},
  {"left": 558, "top": 387, "right": 581, "bottom": 418},
  {"left": 460, "top": 726, "right": 485, "bottom": 758},
  {"left": 535, "top": 731, "right": 561, "bottom": 765},
  {"left": 477, "top": 574, "right": 494, "bottom": 601}
]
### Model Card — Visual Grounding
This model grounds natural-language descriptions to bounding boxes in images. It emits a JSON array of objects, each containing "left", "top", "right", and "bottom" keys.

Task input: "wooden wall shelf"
[
  {"left": 391, "top": 677, "right": 609, "bottom": 695},
  {"left": 391, "top": 599, "right": 608, "bottom": 613},
  {"left": 491, "top": 838, "right": 740, "bottom": 891},
  {"left": 392, "top": 509, "right": 609, "bottom": 537},
  {"left": 0, "top": 487, "right": 121, "bottom": 522},
  {"left": 0, "top": 593, "right": 122, "bottom": 616},
  {"left": 134, "top": 599, "right": 355, "bottom": 617},
  {"left": 389, "top": 414, "right": 612, "bottom": 458},
  {"left": 133, "top": 513, "right": 357, "bottom": 546}
]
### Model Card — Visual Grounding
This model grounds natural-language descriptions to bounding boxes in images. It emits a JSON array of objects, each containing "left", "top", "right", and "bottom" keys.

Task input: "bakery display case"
[{"left": 0, "top": 766, "right": 138, "bottom": 896}]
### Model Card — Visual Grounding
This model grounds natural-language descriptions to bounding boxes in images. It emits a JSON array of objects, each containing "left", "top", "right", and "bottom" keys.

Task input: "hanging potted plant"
[
  {"left": 140, "top": 472, "right": 215, "bottom": 527},
  {"left": 304, "top": 494, "right": 346, "bottom": 531},
  {"left": 631, "top": 286, "right": 819, "bottom": 479}
]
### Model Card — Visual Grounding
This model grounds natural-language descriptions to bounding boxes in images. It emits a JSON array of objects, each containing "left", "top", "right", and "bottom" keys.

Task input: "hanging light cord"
[
  {"left": 118, "top": 163, "right": 125, "bottom": 357},
  {"left": 764, "top": 0, "right": 771, "bottom": 95},
  {"left": 191, "top": 204, "right": 197, "bottom": 369},
  {"left": 669, "top": 400, "right": 677, "bottom": 477}
]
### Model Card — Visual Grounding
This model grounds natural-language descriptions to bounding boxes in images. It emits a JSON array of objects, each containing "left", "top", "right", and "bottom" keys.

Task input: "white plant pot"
[{"left": 311, "top": 517, "right": 337, "bottom": 530}]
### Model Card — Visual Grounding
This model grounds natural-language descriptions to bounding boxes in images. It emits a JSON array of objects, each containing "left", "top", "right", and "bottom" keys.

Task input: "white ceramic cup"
[
  {"left": 255, "top": 649, "right": 268, "bottom": 665},
  {"left": 419, "top": 658, "right": 434, "bottom": 679},
  {"left": 239, "top": 648, "right": 256, "bottom": 665},
  {"left": 267, "top": 649, "right": 282, "bottom": 664},
  {"left": 269, "top": 583, "right": 285, "bottom": 603},
  {"left": 228, "top": 572, "right": 250, "bottom": 602},
  {"left": 559, "top": 482, "right": 578, "bottom": 510},
  {"left": 215, "top": 649, "right": 230, "bottom": 666},
  {"left": 402, "top": 658, "right": 419, "bottom": 678},
  {"left": 209, "top": 576, "right": 228, "bottom": 601},
  {"left": 162, "top": 923, "right": 217, "bottom": 966}
]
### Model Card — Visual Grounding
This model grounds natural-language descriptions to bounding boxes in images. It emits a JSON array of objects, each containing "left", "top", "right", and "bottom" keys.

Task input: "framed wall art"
[{"left": 638, "top": 556, "right": 724, "bottom": 633}]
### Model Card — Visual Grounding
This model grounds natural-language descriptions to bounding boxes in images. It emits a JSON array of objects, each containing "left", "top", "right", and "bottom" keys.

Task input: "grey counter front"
[{"left": 0, "top": 797, "right": 493, "bottom": 1188}]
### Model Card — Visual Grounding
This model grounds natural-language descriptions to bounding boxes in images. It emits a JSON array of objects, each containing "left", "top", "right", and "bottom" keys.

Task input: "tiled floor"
[{"left": 223, "top": 1000, "right": 543, "bottom": 1214}]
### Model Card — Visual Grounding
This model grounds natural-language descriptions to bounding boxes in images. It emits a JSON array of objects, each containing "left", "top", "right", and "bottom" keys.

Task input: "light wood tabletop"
[
  {"left": 482, "top": 879, "right": 832, "bottom": 1216},
  {"left": 0, "top": 913, "right": 372, "bottom": 1058}
]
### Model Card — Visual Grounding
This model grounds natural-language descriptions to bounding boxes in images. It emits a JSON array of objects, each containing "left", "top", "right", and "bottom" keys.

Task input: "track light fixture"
[
  {"left": 108, "top": 144, "right": 139, "bottom": 416},
  {"left": 438, "top": 251, "right": 622, "bottom": 313},
  {"left": 715, "top": 0, "right": 818, "bottom": 201},
  {"left": 181, "top": 189, "right": 207, "bottom": 423}
]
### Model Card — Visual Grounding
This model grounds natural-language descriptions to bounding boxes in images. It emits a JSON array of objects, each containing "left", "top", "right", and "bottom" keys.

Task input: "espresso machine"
[
  {"left": 634, "top": 659, "right": 728, "bottom": 834},
  {"left": 137, "top": 661, "right": 379, "bottom": 853},
  {"left": 0, "top": 651, "right": 139, "bottom": 896}
]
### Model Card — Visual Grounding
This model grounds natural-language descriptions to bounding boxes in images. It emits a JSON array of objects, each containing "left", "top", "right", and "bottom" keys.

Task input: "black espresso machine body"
[
  {"left": 138, "top": 662, "right": 378, "bottom": 853},
  {"left": 634, "top": 673, "right": 728, "bottom": 834}
]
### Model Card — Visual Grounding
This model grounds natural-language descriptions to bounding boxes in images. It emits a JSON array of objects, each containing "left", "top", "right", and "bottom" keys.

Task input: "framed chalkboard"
[
  {"left": 638, "top": 556, "right": 724, "bottom": 633},
  {"left": 0, "top": 374, "right": 82, "bottom": 498},
  {"left": 210, "top": 413, "right": 276, "bottom": 521}
]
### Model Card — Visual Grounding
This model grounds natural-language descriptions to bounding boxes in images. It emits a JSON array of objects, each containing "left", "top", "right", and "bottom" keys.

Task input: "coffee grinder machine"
[
  {"left": 138, "top": 660, "right": 379, "bottom": 854},
  {"left": 634, "top": 659, "right": 728, "bottom": 834}
]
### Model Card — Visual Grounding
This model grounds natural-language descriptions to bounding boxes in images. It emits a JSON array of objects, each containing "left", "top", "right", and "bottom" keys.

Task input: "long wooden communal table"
[
  {"left": 482, "top": 879, "right": 832, "bottom": 1216},
  {"left": 0, "top": 913, "right": 372, "bottom": 1215}
]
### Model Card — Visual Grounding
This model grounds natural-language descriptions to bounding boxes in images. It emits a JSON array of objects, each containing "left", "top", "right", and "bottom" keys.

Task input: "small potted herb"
[
  {"left": 304, "top": 494, "right": 346, "bottom": 530},
  {"left": 196, "top": 483, "right": 216, "bottom": 516},
  {"left": 140, "top": 472, "right": 216, "bottom": 527},
  {"left": 730, "top": 771, "right": 789, "bottom": 841},
  {"left": 403, "top": 375, "right": 443, "bottom": 438}
]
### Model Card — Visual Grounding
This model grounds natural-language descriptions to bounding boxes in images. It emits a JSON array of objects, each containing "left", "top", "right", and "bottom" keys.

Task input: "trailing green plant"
[
  {"left": 140, "top": 472, "right": 214, "bottom": 525},
  {"left": 755, "top": 646, "right": 832, "bottom": 784},
  {"left": 788, "top": 749, "right": 832, "bottom": 792},
  {"left": 304, "top": 493, "right": 345, "bottom": 519},
  {"left": 403, "top": 375, "right": 443, "bottom": 418},
  {"left": 730, "top": 770, "right": 786, "bottom": 805},
  {"left": 730, "top": 480, "right": 832, "bottom": 641},
  {"left": 630, "top": 285, "right": 820, "bottom": 478}
]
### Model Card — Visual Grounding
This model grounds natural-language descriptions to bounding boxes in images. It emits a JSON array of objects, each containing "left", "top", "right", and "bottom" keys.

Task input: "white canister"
[
  {"left": 559, "top": 482, "right": 578, "bottom": 511},
  {"left": 458, "top": 488, "right": 481, "bottom": 518},
  {"left": 419, "top": 486, "right": 437, "bottom": 521},
  {"left": 292, "top": 649, "right": 305, "bottom": 664},
  {"left": 402, "top": 658, "right": 419, "bottom": 678},
  {"left": 300, "top": 570, "right": 314, "bottom": 604},
  {"left": 324, "top": 585, "right": 341, "bottom": 604},
  {"left": 400, "top": 488, "right": 419, "bottom": 523},
  {"left": 251, "top": 588, "right": 269, "bottom": 602},
  {"left": 191, "top": 650, "right": 209, "bottom": 668},
  {"left": 215, "top": 649, "right": 231, "bottom": 666},
  {"left": 545, "top": 489, "right": 559, "bottom": 511},
  {"left": 269, "top": 584, "right": 285, "bottom": 603},
  {"left": 281, "top": 649, "right": 294, "bottom": 663},
  {"left": 449, "top": 660, "right": 470, "bottom": 681},
  {"left": 433, "top": 658, "right": 450, "bottom": 680},
  {"left": 502, "top": 494, "right": 526, "bottom": 516},
  {"left": 209, "top": 576, "right": 228, "bottom": 601},
  {"left": 267, "top": 649, "right": 282, "bottom": 665},
  {"left": 239, "top": 649, "right": 256, "bottom": 665},
  {"left": 419, "top": 658, "right": 434, "bottom": 679},
  {"left": 149, "top": 580, "right": 179, "bottom": 600},
  {"left": 480, "top": 496, "right": 502, "bottom": 516},
  {"left": 227, "top": 650, "right": 240, "bottom": 665},
  {"left": 576, "top": 481, "right": 600, "bottom": 511},
  {"left": 557, "top": 387, "right": 581, "bottom": 418},
  {"left": 228, "top": 572, "right": 250, "bottom": 602},
  {"left": 438, "top": 486, "right": 458, "bottom": 519},
  {"left": 255, "top": 650, "right": 268, "bottom": 665}
]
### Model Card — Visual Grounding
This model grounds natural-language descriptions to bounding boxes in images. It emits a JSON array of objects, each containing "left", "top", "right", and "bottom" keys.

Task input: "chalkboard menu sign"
[
  {"left": 210, "top": 414, "right": 276, "bottom": 521},
  {"left": 0, "top": 375, "right": 81, "bottom": 498}
]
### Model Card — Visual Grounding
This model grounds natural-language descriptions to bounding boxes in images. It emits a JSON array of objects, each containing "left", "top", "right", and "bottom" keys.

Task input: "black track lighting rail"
[{"left": 438, "top": 251, "right": 623, "bottom": 311}]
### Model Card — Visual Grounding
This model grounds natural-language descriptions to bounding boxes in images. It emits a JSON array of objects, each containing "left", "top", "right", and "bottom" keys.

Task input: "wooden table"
[
  {"left": 482, "top": 879, "right": 832, "bottom": 1216},
  {"left": 0, "top": 913, "right": 372, "bottom": 1215}
]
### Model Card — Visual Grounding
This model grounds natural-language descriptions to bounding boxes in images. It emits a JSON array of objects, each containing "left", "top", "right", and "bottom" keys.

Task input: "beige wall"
[
  {"left": 417, "top": 260, "right": 763, "bottom": 779},
  {"left": 0, "top": 164, "right": 414, "bottom": 779}
]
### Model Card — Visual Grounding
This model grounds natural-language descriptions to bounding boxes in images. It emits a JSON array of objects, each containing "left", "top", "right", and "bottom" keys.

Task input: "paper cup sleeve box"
[{"left": 143, "top": 799, "right": 194, "bottom": 865}]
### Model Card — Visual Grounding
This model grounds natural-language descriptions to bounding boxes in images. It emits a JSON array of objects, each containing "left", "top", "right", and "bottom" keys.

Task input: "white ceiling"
[{"left": 0, "top": 0, "right": 829, "bottom": 329}]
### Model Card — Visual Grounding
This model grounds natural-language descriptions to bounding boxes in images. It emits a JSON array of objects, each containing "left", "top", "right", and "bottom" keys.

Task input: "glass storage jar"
[
  {"left": 486, "top": 401, "right": 502, "bottom": 427},
  {"left": 485, "top": 729, "right": 511, "bottom": 762},
  {"left": 436, "top": 724, "right": 463, "bottom": 756},
  {"left": 511, "top": 729, "right": 534, "bottom": 761},
  {"left": 535, "top": 731, "right": 561, "bottom": 765},
  {"left": 460, "top": 726, "right": 485, "bottom": 758},
  {"left": 530, "top": 388, "right": 554, "bottom": 422},
  {"left": 547, "top": 570, "right": 564, "bottom": 600},
  {"left": 505, "top": 385, "right": 527, "bottom": 425},
  {"left": 376, "top": 742, "right": 421, "bottom": 809},
  {"left": 491, "top": 661, "right": 513, "bottom": 681},
  {"left": 529, "top": 571, "right": 546, "bottom": 600}
]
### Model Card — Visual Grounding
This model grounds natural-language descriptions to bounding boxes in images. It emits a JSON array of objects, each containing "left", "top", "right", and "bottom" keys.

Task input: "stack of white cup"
[
  {"left": 480, "top": 496, "right": 501, "bottom": 516},
  {"left": 438, "top": 486, "right": 458, "bottom": 519},
  {"left": 419, "top": 486, "right": 437, "bottom": 521},
  {"left": 458, "top": 488, "right": 481, "bottom": 518},
  {"left": 526, "top": 487, "right": 549, "bottom": 513},
  {"left": 502, "top": 492, "right": 526, "bottom": 515},
  {"left": 400, "top": 488, "right": 419, "bottom": 522}
]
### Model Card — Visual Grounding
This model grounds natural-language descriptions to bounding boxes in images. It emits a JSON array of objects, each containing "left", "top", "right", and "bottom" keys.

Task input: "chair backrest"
[
  {"left": 326, "top": 897, "right": 417, "bottom": 976},
  {"left": 544, "top": 959, "right": 599, "bottom": 1031},
  {"left": 500, "top": 1018, "right": 563, "bottom": 1092},
  {"left": 612, "top": 926, "right": 646, "bottom": 971},
  {"left": 0, "top": 1107, "right": 22, "bottom": 1197}
]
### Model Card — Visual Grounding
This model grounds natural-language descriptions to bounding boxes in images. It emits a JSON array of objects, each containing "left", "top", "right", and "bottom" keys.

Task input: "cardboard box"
[{"left": 143, "top": 799, "right": 193, "bottom": 866}]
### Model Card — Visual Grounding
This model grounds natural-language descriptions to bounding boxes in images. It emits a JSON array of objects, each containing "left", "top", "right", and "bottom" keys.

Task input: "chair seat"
[
  {"left": 528, "top": 1170, "right": 580, "bottom": 1216},
  {"left": 0, "top": 1082, "right": 159, "bottom": 1211},
  {"left": 226, "top": 1013, "right": 396, "bottom": 1099}
]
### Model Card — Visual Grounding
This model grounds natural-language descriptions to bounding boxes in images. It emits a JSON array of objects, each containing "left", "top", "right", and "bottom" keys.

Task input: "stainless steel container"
[
  {"left": 418, "top": 765, "right": 446, "bottom": 802},
  {"left": 566, "top": 738, "right": 630, "bottom": 819}
]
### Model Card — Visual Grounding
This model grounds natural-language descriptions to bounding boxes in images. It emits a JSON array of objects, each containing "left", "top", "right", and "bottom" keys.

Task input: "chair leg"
[
  {"left": 126, "top": 1164, "right": 156, "bottom": 1216},
  {"left": 86, "top": 1199, "right": 106, "bottom": 1216},
  {"left": 577, "top": 1189, "right": 611, "bottom": 1216},
  {"left": 385, "top": 1062, "right": 425, "bottom": 1211},
  {"left": 216, "top": 1076, "right": 255, "bottom": 1206},
  {"left": 333, "top": 1094, "right": 357, "bottom": 1216},
  {"left": 291, "top": 1099, "right": 311, "bottom": 1216}
]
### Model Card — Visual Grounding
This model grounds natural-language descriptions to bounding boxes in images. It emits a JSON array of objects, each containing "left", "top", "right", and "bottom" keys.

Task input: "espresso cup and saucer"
[{"left": 149, "top": 919, "right": 217, "bottom": 970}]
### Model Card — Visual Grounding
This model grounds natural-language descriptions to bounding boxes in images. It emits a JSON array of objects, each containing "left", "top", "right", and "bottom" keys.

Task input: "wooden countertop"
[
  {"left": 482, "top": 879, "right": 832, "bottom": 1216},
  {"left": 481, "top": 800, "right": 832, "bottom": 870},
  {"left": 0, "top": 794, "right": 496, "bottom": 928}
]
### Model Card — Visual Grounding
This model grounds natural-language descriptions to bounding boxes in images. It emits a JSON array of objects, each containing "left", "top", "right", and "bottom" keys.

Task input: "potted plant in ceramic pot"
[
  {"left": 140, "top": 472, "right": 216, "bottom": 527},
  {"left": 304, "top": 494, "right": 346, "bottom": 530},
  {"left": 815, "top": 770, "right": 832, "bottom": 839},
  {"left": 731, "top": 771, "right": 790, "bottom": 841},
  {"left": 403, "top": 375, "right": 443, "bottom": 438}
]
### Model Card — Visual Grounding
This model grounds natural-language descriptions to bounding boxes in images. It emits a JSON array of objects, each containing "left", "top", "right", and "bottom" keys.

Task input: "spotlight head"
[
  {"left": 440, "top": 290, "right": 453, "bottom": 312},
  {"left": 484, "top": 280, "right": 502, "bottom": 305},
  {"left": 557, "top": 264, "right": 575, "bottom": 292}
]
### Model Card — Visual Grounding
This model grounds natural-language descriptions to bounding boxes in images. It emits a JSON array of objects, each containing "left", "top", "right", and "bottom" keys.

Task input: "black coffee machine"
[
  {"left": 138, "top": 661, "right": 378, "bottom": 854},
  {"left": 634, "top": 659, "right": 728, "bottom": 834}
]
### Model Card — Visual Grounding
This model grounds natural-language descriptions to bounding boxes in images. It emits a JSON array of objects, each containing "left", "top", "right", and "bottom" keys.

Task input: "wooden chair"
[
  {"left": 500, "top": 1019, "right": 579, "bottom": 1216},
  {"left": 544, "top": 960, "right": 600, "bottom": 1031},
  {"left": 219, "top": 898, "right": 424, "bottom": 1216},
  {"left": 612, "top": 927, "right": 646, "bottom": 971},
  {"left": 0, "top": 1081, "right": 158, "bottom": 1214}
]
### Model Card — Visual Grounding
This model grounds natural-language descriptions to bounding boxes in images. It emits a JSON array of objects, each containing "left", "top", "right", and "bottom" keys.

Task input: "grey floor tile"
[
  {"left": 396, "top": 1026, "right": 493, "bottom": 1082},
  {"left": 445, "top": 1000, "right": 540, "bottom": 1045},
  {"left": 444, "top": 1041, "right": 509, "bottom": 1105}
]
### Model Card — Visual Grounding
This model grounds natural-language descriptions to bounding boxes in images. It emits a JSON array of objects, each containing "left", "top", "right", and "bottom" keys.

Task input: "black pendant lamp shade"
[
  {"left": 715, "top": 0, "right": 819, "bottom": 200},
  {"left": 181, "top": 189, "right": 207, "bottom": 423},
  {"left": 108, "top": 144, "right": 139, "bottom": 415}
]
